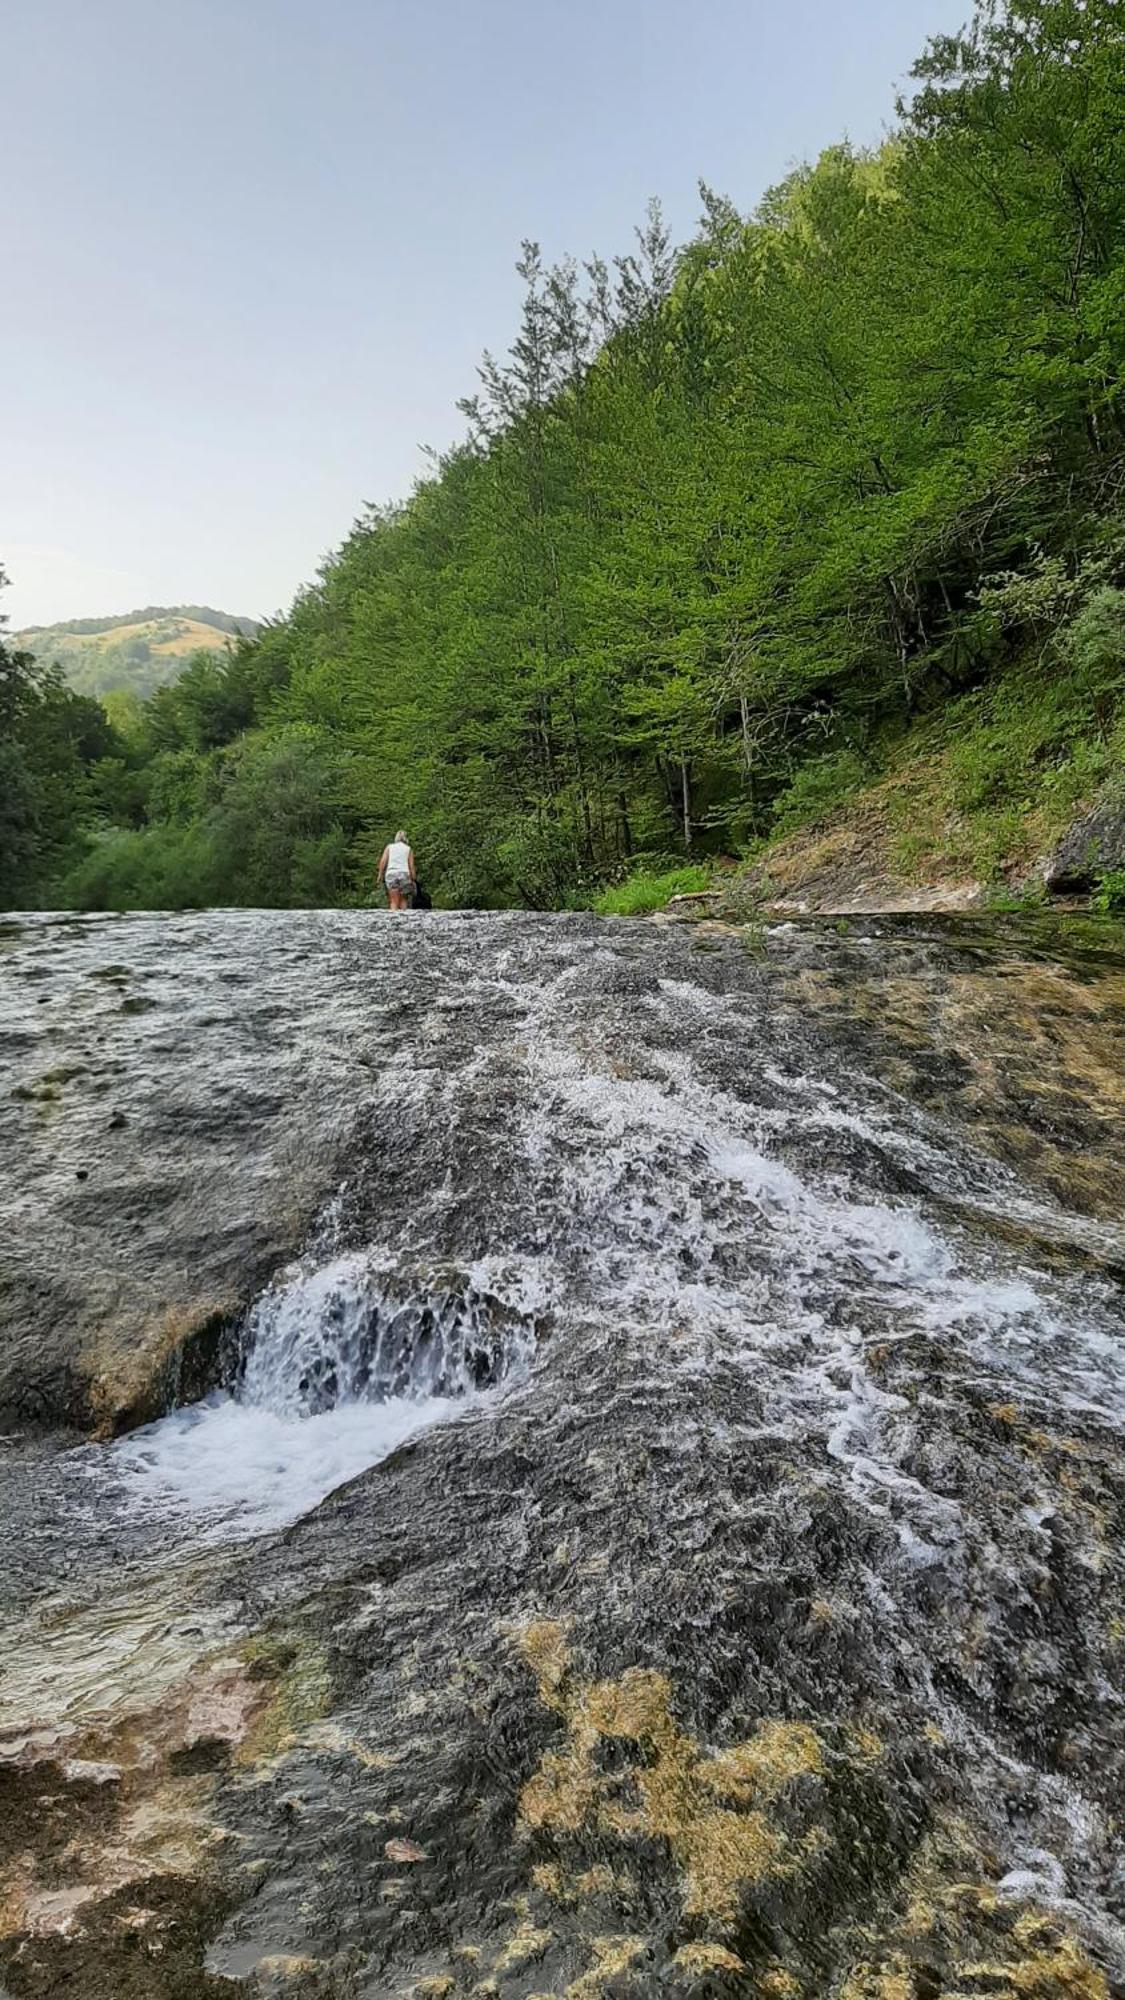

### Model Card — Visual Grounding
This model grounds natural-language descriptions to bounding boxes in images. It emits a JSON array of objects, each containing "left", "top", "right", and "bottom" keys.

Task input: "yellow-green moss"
[
  {"left": 491, "top": 1898, "right": 553, "bottom": 1975},
  {"left": 839, "top": 1828, "right": 1108, "bottom": 1999},
  {"left": 236, "top": 1633, "right": 333, "bottom": 1764},
  {"left": 516, "top": 1626, "right": 825, "bottom": 1927},
  {"left": 673, "top": 1940, "right": 747, "bottom": 1975},
  {"left": 564, "top": 1933, "right": 647, "bottom": 1997}
]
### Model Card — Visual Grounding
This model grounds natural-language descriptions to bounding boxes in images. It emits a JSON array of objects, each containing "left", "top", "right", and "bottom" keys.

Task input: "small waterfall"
[
  {"left": 106, "top": 1251, "right": 540, "bottom": 1536},
  {"left": 239, "top": 1253, "right": 529, "bottom": 1414}
]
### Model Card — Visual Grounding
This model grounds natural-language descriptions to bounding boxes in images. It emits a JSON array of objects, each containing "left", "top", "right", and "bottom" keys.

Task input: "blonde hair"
[{"left": 395, "top": 829, "right": 408, "bottom": 843}]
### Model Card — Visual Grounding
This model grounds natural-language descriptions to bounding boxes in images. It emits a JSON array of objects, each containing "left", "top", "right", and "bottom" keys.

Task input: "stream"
[{"left": 1, "top": 908, "right": 1123, "bottom": 1997}]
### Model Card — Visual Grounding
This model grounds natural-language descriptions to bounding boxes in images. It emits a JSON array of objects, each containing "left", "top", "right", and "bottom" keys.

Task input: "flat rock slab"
[{"left": 0, "top": 911, "right": 401, "bottom": 1430}]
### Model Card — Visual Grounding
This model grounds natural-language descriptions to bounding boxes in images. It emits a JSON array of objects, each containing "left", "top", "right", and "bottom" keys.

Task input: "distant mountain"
[{"left": 15, "top": 605, "right": 262, "bottom": 701}]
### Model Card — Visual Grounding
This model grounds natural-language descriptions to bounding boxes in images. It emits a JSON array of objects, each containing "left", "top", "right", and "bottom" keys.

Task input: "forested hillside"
[
  {"left": 4, "top": 0, "right": 1124, "bottom": 912},
  {"left": 14, "top": 606, "right": 260, "bottom": 701}
]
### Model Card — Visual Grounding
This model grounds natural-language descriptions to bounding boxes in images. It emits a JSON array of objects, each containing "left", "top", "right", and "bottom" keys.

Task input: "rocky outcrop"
[
  {"left": 0, "top": 912, "right": 384, "bottom": 1432},
  {"left": 2, "top": 910, "right": 1124, "bottom": 1998},
  {"left": 709, "top": 785, "right": 988, "bottom": 917},
  {"left": 1045, "top": 779, "right": 1125, "bottom": 892},
  {"left": 662, "top": 775, "right": 1125, "bottom": 918}
]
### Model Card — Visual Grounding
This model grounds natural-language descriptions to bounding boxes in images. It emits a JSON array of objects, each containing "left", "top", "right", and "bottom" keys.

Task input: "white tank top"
[{"left": 386, "top": 840, "right": 411, "bottom": 874}]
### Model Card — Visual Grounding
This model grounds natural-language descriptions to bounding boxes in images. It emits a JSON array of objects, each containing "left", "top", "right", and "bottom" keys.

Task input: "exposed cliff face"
[{"left": 1, "top": 911, "right": 1123, "bottom": 1999}]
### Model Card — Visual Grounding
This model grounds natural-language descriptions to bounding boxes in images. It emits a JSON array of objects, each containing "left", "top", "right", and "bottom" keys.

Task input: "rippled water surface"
[{"left": 79, "top": 915, "right": 1125, "bottom": 1553}]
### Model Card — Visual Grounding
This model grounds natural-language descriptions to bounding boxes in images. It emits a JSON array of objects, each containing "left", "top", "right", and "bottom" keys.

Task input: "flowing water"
[
  {"left": 90, "top": 916, "right": 1125, "bottom": 1561},
  {"left": 104, "top": 1245, "right": 541, "bottom": 1536},
  {"left": 2, "top": 909, "right": 1123, "bottom": 1994}
]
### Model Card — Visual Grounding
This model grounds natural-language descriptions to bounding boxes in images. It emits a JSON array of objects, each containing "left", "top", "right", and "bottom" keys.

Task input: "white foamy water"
[
  {"left": 104, "top": 1250, "right": 541, "bottom": 1538},
  {"left": 522, "top": 1011, "right": 1125, "bottom": 1414},
  {"left": 96, "top": 930, "right": 1124, "bottom": 1553},
  {"left": 108, "top": 1387, "right": 467, "bottom": 1537}
]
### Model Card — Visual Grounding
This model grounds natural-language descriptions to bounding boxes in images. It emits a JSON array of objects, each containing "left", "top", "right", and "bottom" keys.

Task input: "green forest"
[{"left": 4, "top": 0, "right": 1124, "bottom": 914}]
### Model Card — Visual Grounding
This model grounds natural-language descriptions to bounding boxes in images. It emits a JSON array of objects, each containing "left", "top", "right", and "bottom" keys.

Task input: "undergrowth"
[
  {"left": 878, "top": 588, "right": 1125, "bottom": 886},
  {"left": 594, "top": 865, "right": 711, "bottom": 916},
  {"left": 1092, "top": 870, "right": 1125, "bottom": 915},
  {"left": 593, "top": 590, "right": 1125, "bottom": 914},
  {"left": 769, "top": 748, "right": 872, "bottom": 837}
]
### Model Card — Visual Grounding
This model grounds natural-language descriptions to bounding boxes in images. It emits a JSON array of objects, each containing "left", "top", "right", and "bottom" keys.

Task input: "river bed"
[{"left": 1, "top": 908, "right": 1123, "bottom": 1997}]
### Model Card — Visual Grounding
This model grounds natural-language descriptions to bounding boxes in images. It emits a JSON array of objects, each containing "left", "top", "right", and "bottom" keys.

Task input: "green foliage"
[
  {"left": 770, "top": 751, "right": 871, "bottom": 836},
  {"left": 885, "top": 593, "right": 1125, "bottom": 886},
  {"left": 59, "top": 726, "right": 355, "bottom": 911},
  {"left": 594, "top": 866, "right": 711, "bottom": 916},
  {"left": 947, "top": 604, "right": 1125, "bottom": 830},
  {"left": 18, "top": 0, "right": 1125, "bottom": 911},
  {"left": 1092, "top": 869, "right": 1125, "bottom": 915},
  {"left": 0, "top": 567, "right": 136, "bottom": 907},
  {"left": 204, "top": 728, "right": 354, "bottom": 906},
  {"left": 1060, "top": 585, "right": 1125, "bottom": 697},
  {"left": 61, "top": 822, "right": 222, "bottom": 912},
  {"left": 0, "top": 739, "right": 43, "bottom": 902},
  {"left": 984, "top": 880, "right": 1050, "bottom": 914}
]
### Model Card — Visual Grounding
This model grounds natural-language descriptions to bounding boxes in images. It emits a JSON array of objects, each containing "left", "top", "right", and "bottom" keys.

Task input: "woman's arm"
[
  {"left": 408, "top": 849, "right": 417, "bottom": 883},
  {"left": 376, "top": 845, "right": 389, "bottom": 883}
]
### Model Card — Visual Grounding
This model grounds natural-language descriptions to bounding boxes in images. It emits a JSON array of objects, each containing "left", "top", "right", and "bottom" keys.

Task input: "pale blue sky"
[{"left": 4, "top": 0, "right": 968, "bottom": 629}]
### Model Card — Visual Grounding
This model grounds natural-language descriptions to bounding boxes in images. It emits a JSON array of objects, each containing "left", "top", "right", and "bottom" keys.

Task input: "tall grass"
[{"left": 594, "top": 866, "right": 711, "bottom": 917}]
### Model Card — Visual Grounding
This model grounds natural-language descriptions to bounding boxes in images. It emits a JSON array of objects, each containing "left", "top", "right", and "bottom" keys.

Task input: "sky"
[{"left": 3, "top": 0, "right": 970, "bottom": 631}]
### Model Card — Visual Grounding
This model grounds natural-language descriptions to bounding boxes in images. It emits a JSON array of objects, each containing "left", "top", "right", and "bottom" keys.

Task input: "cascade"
[{"left": 3, "top": 909, "right": 1124, "bottom": 1995}]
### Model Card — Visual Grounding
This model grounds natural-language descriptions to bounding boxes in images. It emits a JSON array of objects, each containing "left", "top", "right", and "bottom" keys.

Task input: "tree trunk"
[
  {"left": 738, "top": 693, "right": 758, "bottom": 812},
  {"left": 617, "top": 791, "right": 633, "bottom": 859}
]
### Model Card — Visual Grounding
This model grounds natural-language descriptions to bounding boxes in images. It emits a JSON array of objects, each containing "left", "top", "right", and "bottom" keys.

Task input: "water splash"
[
  {"left": 106, "top": 1252, "right": 541, "bottom": 1537},
  {"left": 239, "top": 1251, "right": 531, "bottom": 1412}
]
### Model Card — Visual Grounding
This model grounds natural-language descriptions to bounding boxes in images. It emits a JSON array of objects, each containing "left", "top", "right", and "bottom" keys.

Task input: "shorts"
[{"left": 386, "top": 872, "right": 412, "bottom": 894}]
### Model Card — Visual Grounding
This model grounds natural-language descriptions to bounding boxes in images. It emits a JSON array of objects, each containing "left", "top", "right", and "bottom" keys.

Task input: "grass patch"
[
  {"left": 594, "top": 865, "right": 711, "bottom": 917},
  {"left": 873, "top": 611, "right": 1125, "bottom": 886}
]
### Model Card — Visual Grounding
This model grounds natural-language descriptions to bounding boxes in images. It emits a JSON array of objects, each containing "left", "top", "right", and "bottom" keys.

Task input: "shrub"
[
  {"left": 60, "top": 822, "right": 221, "bottom": 910},
  {"left": 769, "top": 749, "right": 869, "bottom": 836},
  {"left": 1092, "top": 869, "right": 1125, "bottom": 916},
  {"left": 1061, "top": 586, "right": 1125, "bottom": 694}
]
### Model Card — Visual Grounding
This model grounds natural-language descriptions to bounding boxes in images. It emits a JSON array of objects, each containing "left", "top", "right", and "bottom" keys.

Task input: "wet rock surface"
[
  {"left": 0, "top": 912, "right": 387, "bottom": 1431},
  {"left": 767, "top": 912, "right": 1125, "bottom": 1230},
  {"left": 1045, "top": 780, "right": 1125, "bottom": 893},
  {"left": 2, "top": 908, "right": 1124, "bottom": 1998}
]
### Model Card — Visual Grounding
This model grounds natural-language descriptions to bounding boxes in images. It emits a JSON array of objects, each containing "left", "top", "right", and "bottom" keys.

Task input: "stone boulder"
[
  {"left": 1045, "top": 778, "right": 1125, "bottom": 892},
  {"left": 0, "top": 911, "right": 386, "bottom": 1432}
]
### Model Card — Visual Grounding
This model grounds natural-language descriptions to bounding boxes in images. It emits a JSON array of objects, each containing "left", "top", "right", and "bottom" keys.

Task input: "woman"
[{"left": 377, "top": 830, "right": 416, "bottom": 912}]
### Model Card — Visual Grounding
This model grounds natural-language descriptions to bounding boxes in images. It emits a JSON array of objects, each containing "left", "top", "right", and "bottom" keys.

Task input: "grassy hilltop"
[{"left": 14, "top": 606, "right": 260, "bottom": 701}]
